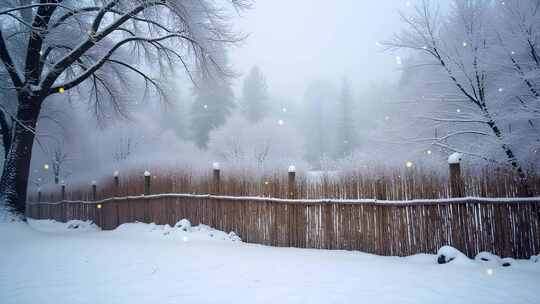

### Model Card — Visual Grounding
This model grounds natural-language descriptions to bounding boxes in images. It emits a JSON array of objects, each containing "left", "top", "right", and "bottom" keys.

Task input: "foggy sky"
[{"left": 230, "top": 0, "right": 408, "bottom": 100}]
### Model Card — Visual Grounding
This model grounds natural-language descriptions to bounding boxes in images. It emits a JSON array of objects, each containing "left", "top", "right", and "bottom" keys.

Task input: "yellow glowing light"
[
  {"left": 264, "top": 181, "right": 270, "bottom": 185},
  {"left": 43, "top": 164, "right": 49, "bottom": 170},
  {"left": 406, "top": 161, "right": 413, "bottom": 168},
  {"left": 96, "top": 204, "right": 102, "bottom": 209},
  {"left": 59, "top": 87, "right": 65, "bottom": 93}
]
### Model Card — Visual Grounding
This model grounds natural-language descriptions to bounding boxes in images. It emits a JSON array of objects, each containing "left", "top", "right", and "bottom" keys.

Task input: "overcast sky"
[{"left": 229, "top": 0, "right": 409, "bottom": 100}]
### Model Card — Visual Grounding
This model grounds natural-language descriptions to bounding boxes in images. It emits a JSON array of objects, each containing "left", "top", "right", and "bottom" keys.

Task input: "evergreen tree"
[
  {"left": 241, "top": 66, "right": 269, "bottom": 123},
  {"left": 190, "top": 76, "right": 235, "bottom": 149},
  {"left": 336, "top": 78, "right": 358, "bottom": 157}
]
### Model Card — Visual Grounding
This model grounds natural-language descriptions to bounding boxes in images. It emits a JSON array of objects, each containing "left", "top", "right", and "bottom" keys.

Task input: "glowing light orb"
[
  {"left": 58, "top": 87, "right": 65, "bottom": 93},
  {"left": 406, "top": 161, "right": 413, "bottom": 168},
  {"left": 96, "top": 204, "right": 102, "bottom": 209},
  {"left": 43, "top": 164, "right": 49, "bottom": 170}
]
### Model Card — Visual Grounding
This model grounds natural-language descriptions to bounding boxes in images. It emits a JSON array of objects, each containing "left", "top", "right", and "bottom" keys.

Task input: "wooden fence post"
[
  {"left": 448, "top": 153, "right": 464, "bottom": 198},
  {"left": 91, "top": 181, "right": 97, "bottom": 201},
  {"left": 144, "top": 171, "right": 151, "bottom": 195},
  {"left": 212, "top": 162, "right": 220, "bottom": 195},
  {"left": 114, "top": 170, "right": 120, "bottom": 196},
  {"left": 288, "top": 165, "right": 296, "bottom": 199},
  {"left": 61, "top": 181, "right": 66, "bottom": 201},
  {"left": 38, "top": 188, "right": 42, "bottom": 203}
]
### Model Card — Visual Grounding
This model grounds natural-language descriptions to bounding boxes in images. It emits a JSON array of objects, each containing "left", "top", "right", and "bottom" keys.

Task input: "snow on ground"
[{"left": 0, "top": 217, "right": 539, "bottom": 304}]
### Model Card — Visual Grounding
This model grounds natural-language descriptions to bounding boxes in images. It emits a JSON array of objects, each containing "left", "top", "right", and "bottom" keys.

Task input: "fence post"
[
  {"left": 38, "top": 187, "right": 42, "bottom": 203},
  {"left": 144, "top": 171, "right": 151, "bottom": 195},
  {"left": 91, "top": 181, "right": 97, "bottom": 201},
  {"left": 448, "top": 153, "right": 464, "bottom": 198},
  {"left": 61, "top": 181, "right": 66, "bottom": 201},
  {"left": 114, "top": 170, "right": 120, "bottom": 196},
  {"left": 288, "top": 165, "right": 296, "bottom": 199},
  {"left": 212, "top": 162, "right": 220, "bottom": 195}
]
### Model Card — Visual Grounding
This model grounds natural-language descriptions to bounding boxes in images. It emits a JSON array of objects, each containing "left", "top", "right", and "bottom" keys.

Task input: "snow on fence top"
[
  {"left": 448, "top": 152, "right": 463, "bottom": 164},
  {"left": 288, "top": 165, "right": 296, "bottom": 173},
  {"left": 28, "top": 193, "right": 540, "bottom": 207},
  {"left": 144, "top": 171, "right": 151, "bottom": 177},
  {"left": 212, "top": 162, "right": 220, "bottom": 170}
]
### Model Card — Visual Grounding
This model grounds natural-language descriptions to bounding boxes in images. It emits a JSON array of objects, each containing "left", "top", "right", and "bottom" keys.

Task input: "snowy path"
[{"left": 0, "top": 219, "right": 539, "bottom": 304}]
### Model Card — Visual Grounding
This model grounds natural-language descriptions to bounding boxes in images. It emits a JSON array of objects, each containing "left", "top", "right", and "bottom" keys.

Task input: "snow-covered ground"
[{"left": 1, "top": 217, "right": 539, "bottom": 304}]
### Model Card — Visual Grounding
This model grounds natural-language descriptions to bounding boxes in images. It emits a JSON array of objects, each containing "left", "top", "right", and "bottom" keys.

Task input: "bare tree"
[
  {"left": 385, "top": 0, "right": 533, "bottom": 195},
  {"left": 50, "top": 141, "right": 70, "bottom": 184},
  {"left": 113, "top": 135, "right": 138, "bottom": 163},
  {"left": 0, "top": 0, "right": 249, "bottom": 212}
]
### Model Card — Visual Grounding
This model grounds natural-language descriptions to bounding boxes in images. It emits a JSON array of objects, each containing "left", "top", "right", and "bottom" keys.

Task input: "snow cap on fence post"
[
  {"left": 144, "top": 171, "right": 151, "bottom": 195},
  {"left": 288, "top": 164, "right": 296, "bottom": 199},
  {"left": 448, "top": 152, "right": 463, "bottom": 164},
  {"left": 212, "top": 162, "right": 220, "bottom": 195},
  {"left": 91, "top": 181, "right": 97, "bottom": 201},
  {"left": 448, "top": 153, "right": 464, "bottom": 198}
]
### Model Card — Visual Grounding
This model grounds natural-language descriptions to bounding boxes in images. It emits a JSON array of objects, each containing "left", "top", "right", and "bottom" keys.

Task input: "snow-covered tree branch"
[{"left": 0, "top": 0, "right": 249, "bottom": 212}]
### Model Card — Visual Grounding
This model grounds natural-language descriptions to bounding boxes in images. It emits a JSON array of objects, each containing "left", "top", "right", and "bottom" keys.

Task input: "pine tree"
[
  {"left": 190, "top": 76, "right": 236, "bottom": 149},
  {"left": 336, "top": 78, "right": 358, "bottom": 157},
  {"left": 241, "top": 66, "right": 269, "bottom": 123}
]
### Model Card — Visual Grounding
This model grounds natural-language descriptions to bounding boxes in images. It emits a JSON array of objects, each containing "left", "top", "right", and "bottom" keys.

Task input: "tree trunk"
[
  {"left": 0, "top": 94, "right": 42, "bottom": 213},
  {"left": 0, "top": 110, "right": 12, "bottom": 160},
  {"left": 485, "top": 117, "right": 531, "bottom": 196}
]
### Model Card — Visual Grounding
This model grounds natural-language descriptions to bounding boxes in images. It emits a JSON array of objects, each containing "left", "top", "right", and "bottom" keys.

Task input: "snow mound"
[
  {"left": 229, "top": 231, "right": 241, "bottom": 242},
  {"left": 501, "top": 257, "right": 515, "bottom": 267},
  {"left": 0, "top": 205, "right": 23, "bottom": 223},
  {"left": 66, "top": 220, "right": 100, "bottom": 231},
  {"left": 437, "top": 246, "right": 471, "bottom": 265},
  {"left": 475, "top": 252, "right": 501, "bottom": 265},
  {"left": 114, "top": 221, "right": 242, "bottom": 243},
  {"left": 174, "top": 219, "right": 192, "bottom": 232},
  {"left": 28, "top": 219, "right": 101, "bottom": 233},
  {"left": 531, "top": 255, "right": 540, "bottom": 263},
  {"left": 475, "top": 252, "right": 517, "bottom": 267}
]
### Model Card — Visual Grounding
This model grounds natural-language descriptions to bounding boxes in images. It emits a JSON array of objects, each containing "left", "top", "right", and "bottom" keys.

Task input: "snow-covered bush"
[{"left": 175, "top": 219, "right": 192, "bottom": 232}]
